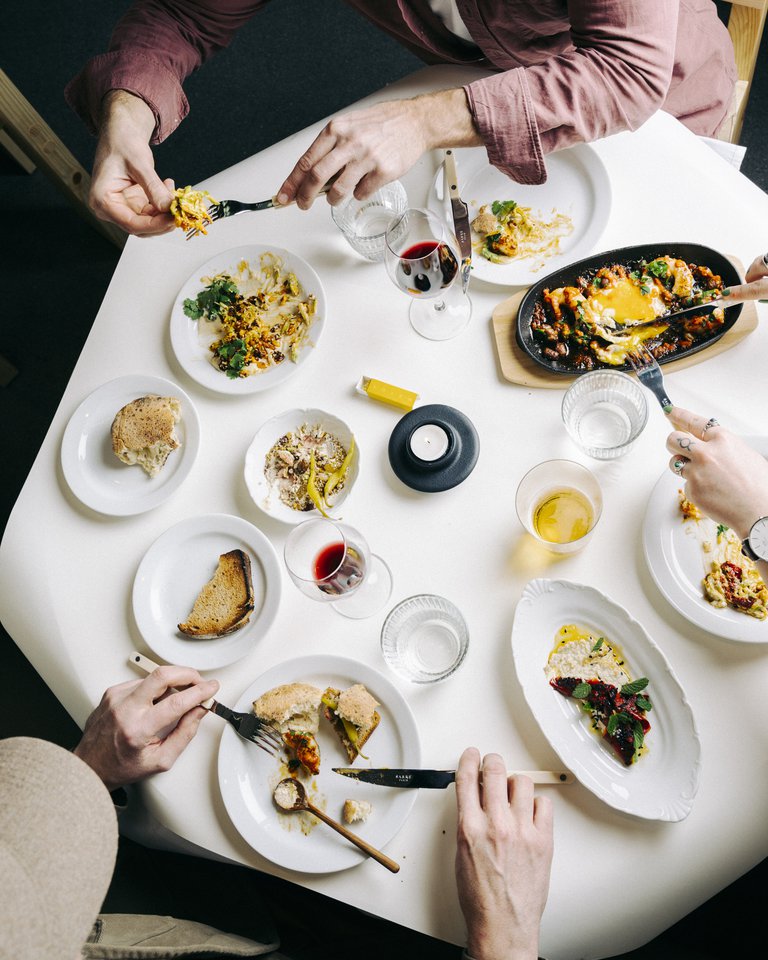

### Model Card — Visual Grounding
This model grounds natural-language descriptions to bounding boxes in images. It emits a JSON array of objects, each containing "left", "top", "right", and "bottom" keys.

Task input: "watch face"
[{"left": 749, "top": 517, "right": 768, "bottom": 561}]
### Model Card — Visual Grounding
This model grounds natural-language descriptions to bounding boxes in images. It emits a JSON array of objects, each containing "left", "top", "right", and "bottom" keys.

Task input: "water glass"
[
  {"left": 562, "top": 371, "right": 648, "bottom": 459},
  {"left": 380, "top": 594, "right": 469, "bottom": 683},
  {"left": 515, "top": 460, "right": 603, "bottom": 555},
  {"left": 331, "top": 180, "right": 408, "bottom": 261}
]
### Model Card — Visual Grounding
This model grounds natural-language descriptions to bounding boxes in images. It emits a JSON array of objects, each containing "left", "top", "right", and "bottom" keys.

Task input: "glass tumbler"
[
  {"left": 380, "top": 594, "right": 469, "bottom": 683},
  {"left": 515, "top": 460, "right": 603, "bottom": 555},
  {"left": 561, "top": 371, "right": 648, "bottom": 459},
  {"left": 331, "top": 180, "right": 408, "bottom": 262}
]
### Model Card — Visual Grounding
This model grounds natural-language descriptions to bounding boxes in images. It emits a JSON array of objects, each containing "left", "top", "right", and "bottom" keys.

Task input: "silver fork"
[
  {"left": 625, "top": 345, "right": 673, "bottom": 412},
  {"left": 186, "top": 181, "right": 335, "bottom": 240},
  {"left": 130, "top": 652, "right": 283, "bottom": 756}
]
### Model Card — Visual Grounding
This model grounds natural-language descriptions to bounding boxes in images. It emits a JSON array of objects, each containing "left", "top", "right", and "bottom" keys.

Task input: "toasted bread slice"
[
  {"left": 178, "top": 549, "right": 254, "bottom": 638},
  {"left": 253, "top": 682, "right": 323, "bottom": 774},
  {"left": 322, "top": 684, "right": 380, "bottom": 762},
  {"left": 111, "top": 395, "right": 181, "bottom": 478}
]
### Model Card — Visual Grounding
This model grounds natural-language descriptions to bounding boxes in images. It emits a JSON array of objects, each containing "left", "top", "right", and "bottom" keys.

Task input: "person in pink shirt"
[{"left": 66, "top": 1, "right": 736, "bottom": 236}]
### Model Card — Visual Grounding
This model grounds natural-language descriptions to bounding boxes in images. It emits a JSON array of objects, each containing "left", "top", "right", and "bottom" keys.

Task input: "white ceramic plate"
[
  {"left": 132, "top": 514, "right": 281, "bottom": 670},
  {"left": 244, "top": 408, "right": 359, "bottom": 525},
  {"left": 218, "top": 654, "right": 421, "bottom": 872},
  {"left": 511, "top": 578, "right": 701, "bottom": 821},
  {"left": 170, "top": 244, "right": 326, "bottom": 395},
  {"left": 60, "top": 375, "right": 200, "bottom": 516},
  {"left": 643, "top": 440, "right": 768, "bottom": 643},
  {"left": 429, "top": 144, "right": 611, "bottom": 287}
]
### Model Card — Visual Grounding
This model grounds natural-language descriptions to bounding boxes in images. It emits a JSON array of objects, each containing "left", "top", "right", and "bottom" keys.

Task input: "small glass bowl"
[
  {"left": 561, "top": 370, "right": 648, "bottom": 459},
  {"left": 331, "top": 180, "right": 408, "bottom": 261},
  {"left": 381, "top": 594, "right": 469, "bottom": 683}
]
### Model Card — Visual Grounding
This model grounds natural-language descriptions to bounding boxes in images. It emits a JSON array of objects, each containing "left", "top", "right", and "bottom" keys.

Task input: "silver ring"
[
  {"left": 762, "top": 251, "right": 768, "bottom": 268},
  {"left": 673, "top": 458, "right": 687, "bottom": 476},
  {"left": 702, "top": 417, "right": 720, "bottom": 436}
]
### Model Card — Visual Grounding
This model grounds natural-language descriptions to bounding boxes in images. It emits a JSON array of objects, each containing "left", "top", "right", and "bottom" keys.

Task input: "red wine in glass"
[
  {"left": 314, "top": 541, "right": 366, "bottom": 597},
  {"left": 395, "top": 240, "right": 459, "bottom": 297}
]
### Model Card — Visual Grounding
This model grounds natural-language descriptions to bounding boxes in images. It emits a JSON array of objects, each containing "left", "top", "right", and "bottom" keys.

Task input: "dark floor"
[{"left": 2, "top": 2, "right": 767, "bottom": 957}]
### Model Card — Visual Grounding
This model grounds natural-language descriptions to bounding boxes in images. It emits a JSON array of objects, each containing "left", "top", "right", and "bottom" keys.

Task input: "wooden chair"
[
  {"left": 718, "top": 0, "right": 768, "bottom": 143},
  {"left": 0, "top": 68, "right": 126, "bottom": 249}
]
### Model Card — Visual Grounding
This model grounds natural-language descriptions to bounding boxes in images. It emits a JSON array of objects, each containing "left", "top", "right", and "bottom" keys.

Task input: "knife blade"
[
  {"left": 443, "top": 149, "right": 472, "bottom": 294},
  {"left": 614, "top": 298, "right": 728, "bottom": 331},
  {"left": 333, "top": 768, "right": 573, "bottom": 787}
]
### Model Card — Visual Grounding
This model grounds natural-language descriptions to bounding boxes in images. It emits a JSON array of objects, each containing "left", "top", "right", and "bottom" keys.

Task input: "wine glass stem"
[{"left": 433, "top": 298, "right": 447, "bottom": 313}]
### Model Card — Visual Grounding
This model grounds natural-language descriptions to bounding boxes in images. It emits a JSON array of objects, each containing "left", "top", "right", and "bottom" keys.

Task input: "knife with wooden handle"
[{"left": 444, "top": 148, "right": 472, "bottom": 294}]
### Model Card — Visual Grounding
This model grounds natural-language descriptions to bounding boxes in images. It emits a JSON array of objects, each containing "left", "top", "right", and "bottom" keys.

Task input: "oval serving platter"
[
  {"left": 515, "top": 242, "right": 743, "bottom": 376},
  {"left": 511, "top": 578, "right": 701, "bottom": 821}
]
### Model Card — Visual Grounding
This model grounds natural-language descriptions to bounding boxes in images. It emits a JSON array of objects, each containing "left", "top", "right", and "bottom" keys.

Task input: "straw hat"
[{"left": 0, "top": 737, "right": 118, "bottom": 960}]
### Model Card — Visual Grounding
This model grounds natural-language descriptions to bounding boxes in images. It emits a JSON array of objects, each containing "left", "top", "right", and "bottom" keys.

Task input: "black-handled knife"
[{"left": 333, "top": 768, "right": 573, "bottom": 787}]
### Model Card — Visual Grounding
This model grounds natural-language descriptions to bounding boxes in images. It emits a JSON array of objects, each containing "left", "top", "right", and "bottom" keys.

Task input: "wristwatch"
[{"left": 742, "top": 517, "right": 768, "bottom": 562}]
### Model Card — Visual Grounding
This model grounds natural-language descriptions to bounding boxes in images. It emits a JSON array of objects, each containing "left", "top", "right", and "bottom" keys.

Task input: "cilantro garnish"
[
  {"left": 591, "top": 637, "right": 604, "bottom": 653},
  {"left": 183, "top": 275, "right": 239, "bottom": 322}
]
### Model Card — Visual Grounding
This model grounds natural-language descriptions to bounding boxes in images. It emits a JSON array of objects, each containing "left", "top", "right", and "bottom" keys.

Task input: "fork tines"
[{"left": 626, "top": 345, "right": 673, "bottom": 411}]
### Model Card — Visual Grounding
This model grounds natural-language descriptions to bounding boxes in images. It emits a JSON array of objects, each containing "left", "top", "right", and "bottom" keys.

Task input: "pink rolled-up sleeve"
[
  {"left": 65, "top": 0, "right": 269, "bottom": 143},
  {"left": 463, "top": 0, "right": 679, "bottom": 184}
]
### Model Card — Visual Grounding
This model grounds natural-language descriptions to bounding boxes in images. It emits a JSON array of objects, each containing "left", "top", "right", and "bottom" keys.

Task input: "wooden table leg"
[{"left": 0, "top": 68, "right": 126, "bottom": 249}]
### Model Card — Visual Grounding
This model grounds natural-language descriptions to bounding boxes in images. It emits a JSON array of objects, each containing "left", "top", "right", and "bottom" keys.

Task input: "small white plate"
[
  {"left": 429, "top": 144, "right": 611, "bottom": 287},
  {"left": 511, "top": 578, "right": 701, "bottom": 821},
  {"left": 170, "top": 244, "right": 326, "bottom": 395},
  {"left": 643, "top": 441, "right": 768, "bottom": 643},
  {"left": 60, "top": 375, "right": 200, "bottom": 516},
  {"left": 218, "top": 654, "right": 421, "bottom": 873},
  {"left": 132, "top": 514, "right": 281, "bottom": 670},
  {"left": 244, "top": 408, "right": 359, "bottom": 525}
]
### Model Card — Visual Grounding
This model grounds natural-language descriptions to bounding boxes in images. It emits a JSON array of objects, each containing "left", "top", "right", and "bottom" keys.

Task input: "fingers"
[
  {"left": 480, "top": 753, "right": 509, "bottom": 818},
  {"left": 150, "top": 679, "right": 219, "bottom": 730},
  {"left": 668, "top": 453, "right": 689, "bottom": 477},
  {"left": 132, "top": 665, "right": 208, "bottom": 703},
  {"left": 455, "top": 747, "right": 482, "bottom": 814},
  {"left": 507, "top": 774, "right": 535, "bottom": 819},
  {"left": 745, "top": 254, "right": 768, "bottom": 283},
  {"left": 153, "top": 705, "right": 208, "bottom": 769},
  {"left": 533, "top": 795, "right": 554, "bottom": 836},
  {"left": 665, "top": 430, "right": 699, "bottom": 459},
  {"left": 722, "top": 276, "right": 768, "bottom": 300},
  {"left": 277, "top": 130, "right": 339, "bottom": 208},
  {"left": 666, "top": 406, "right": 713, "bottom": 440}
]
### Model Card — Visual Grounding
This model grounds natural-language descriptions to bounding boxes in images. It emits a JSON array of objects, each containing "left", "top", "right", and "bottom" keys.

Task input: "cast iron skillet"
[{"left": 515, "top": 242, "right": 743, "bottom": 376}]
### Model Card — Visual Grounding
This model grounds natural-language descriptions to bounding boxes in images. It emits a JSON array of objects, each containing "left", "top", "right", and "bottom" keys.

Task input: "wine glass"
[
  {"left": 284, "top": 518, "right": 392, "bottom": 619},
  {"left": 384, "top": 207, "right": 471, "bottom": 340}
]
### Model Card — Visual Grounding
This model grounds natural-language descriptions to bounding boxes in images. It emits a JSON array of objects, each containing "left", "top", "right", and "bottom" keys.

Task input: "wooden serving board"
[{"left": 491, "top": 256, "right": 758, "bottom": 389}]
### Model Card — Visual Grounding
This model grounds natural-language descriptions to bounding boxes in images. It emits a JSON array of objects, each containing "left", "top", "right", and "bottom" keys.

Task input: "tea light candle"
[{"left": 409, "top": 423, "right": 450, "bottom": 462}]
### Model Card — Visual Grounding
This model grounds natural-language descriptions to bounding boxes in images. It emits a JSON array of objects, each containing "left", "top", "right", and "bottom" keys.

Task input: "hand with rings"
[{"left": 665, "top": 406, "right": 768, "bottom": 538}]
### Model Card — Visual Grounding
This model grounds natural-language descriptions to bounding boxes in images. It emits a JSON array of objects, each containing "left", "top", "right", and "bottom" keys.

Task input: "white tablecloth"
[{"left": 2, "top": 66, "right": 768, "bottom": 959}]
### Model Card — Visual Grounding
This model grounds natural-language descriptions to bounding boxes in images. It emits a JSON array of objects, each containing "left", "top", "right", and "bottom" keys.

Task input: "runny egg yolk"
[{"left": 591, "top": 277, "right": 661, "bottom": 323}]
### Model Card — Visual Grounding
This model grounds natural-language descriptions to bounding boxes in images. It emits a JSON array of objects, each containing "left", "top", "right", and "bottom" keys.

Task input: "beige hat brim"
[{"left": 0, "top": 737, "right": 118, "bottom": 960}]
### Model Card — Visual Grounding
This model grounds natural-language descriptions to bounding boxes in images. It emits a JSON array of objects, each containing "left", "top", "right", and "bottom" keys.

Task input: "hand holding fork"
[{"left": 625, "top": 344, "right": 674, "bottom": 412}]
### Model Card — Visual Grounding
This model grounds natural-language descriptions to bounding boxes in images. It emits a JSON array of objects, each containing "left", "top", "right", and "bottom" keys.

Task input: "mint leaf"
[
  {"left": 571, "top": 682, "right": 591, "bottom": 699},
  {"left": 635, "top": 696, "right": 653, "bottom": 712},
  {"left": 621, "top": 678, "right": 649, "bottom": 696},
  {"left": 491, "top": 200, "right": 517, "bottom": 220}
]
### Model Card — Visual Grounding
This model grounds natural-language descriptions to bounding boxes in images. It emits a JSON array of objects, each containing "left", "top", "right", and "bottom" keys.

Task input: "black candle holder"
[{"left": 388, "top": 404, "right": 479, "bottom": 492}]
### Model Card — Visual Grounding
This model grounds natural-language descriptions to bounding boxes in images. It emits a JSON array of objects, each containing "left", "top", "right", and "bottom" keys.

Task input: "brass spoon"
[{"left": 273, "top": 778, "right": 400, "bottom": 873}]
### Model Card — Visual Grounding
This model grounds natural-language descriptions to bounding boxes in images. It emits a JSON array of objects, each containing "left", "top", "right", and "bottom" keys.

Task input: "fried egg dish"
[{"left": 530, "top": 256, "right": 724, "bottom": 369}]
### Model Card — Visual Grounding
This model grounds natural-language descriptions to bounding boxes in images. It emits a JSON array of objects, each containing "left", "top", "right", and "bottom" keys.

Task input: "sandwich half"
[
  {"left": 111, "top": 394, "right": 181, "bottom": 478},
  {"left": 178, "top": 549, "right": 254, "bottom": 638},
  {"left": 252, "top": 682, "right": 323, "bottom": 775},
  {"left": 322, "top": 684, "right": 380, "bottom": 762}
]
